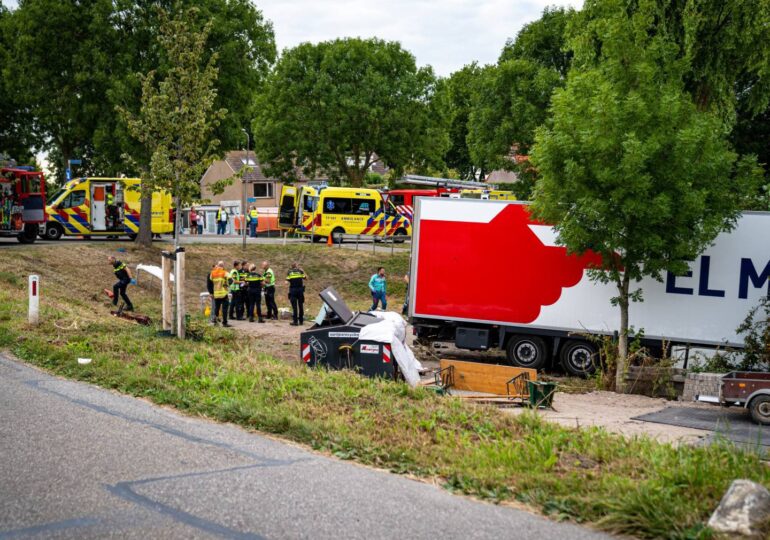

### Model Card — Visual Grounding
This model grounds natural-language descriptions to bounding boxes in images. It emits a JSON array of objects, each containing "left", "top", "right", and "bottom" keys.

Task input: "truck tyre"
[
  {"left": 506, "top": 335, "right": 547, "bottom": 370},
  {"left": 127, "top": 233, "right": 138, "bottom": 241},
  {"left": 749, "top": 395, "right": 770, "bottom": 425},
  {"left": 394, "top": 228, "right": 408, "bottom": 243},
  {"left": 45, "top": 223, "right": 63, "bottom": 240},
  {"left": 560, "top": 340, "right": 599, "bottom": 377},
  {"left": 331, "top": 227, "right": 345, "bottom": 244},
  {"left": 17, "top": 224, "right": 37, "bottom": 244}
]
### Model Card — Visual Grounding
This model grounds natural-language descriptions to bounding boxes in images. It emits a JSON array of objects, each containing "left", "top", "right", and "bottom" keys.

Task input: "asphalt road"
[{"left": 0, "top": 354, "right": 608, "bottom": 540}]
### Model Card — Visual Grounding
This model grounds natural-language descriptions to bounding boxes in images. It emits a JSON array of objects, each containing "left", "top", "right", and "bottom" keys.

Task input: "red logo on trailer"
[{"left": 414, "top": 204, "right": 603, "bottom": 323}]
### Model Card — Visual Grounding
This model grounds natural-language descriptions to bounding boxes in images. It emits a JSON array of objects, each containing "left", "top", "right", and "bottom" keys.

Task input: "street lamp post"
[{"left": 242, "top": 129, "right": 250, "bottom": 251}]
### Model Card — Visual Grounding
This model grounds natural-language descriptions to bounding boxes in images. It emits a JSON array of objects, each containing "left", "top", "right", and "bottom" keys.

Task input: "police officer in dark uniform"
[
  {"left": 244, "top": 264, "right": 265, "bottom": 323},
  {"left": 286, "top": 262, "right": 307, "bottom": 326},
  {"left": 108, "top": 255, "right": 134, "bottom": 311}
]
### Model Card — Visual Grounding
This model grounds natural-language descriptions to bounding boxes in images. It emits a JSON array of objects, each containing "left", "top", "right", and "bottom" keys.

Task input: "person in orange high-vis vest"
[{"left": 209, "top": 261, "right": 231, "bottom": 327}]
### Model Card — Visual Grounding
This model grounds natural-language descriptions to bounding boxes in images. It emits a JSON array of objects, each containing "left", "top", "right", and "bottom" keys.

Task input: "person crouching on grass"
[{"left": 369, "top": 267, "right": 387, "bottom": 311}]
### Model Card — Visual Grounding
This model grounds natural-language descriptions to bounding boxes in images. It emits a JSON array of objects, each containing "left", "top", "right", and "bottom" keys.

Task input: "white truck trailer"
[{"left": 408, "top": 198, "right": 770, "bottom": 376}]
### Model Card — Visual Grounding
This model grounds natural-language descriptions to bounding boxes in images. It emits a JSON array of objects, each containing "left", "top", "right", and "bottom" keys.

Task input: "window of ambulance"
[
  {"left": 389, "top": 194, "right": 405, "bottom": 206},
  {"left": 60, "top": 190, "right": 86, "bottom": 209},
  {"left": 323, "top": 197, "right": 376, "bottom": 215},
  {"left": 384, "top": 201, "right": 399, "bottom": 216},
  {"left": 47, "top": 187, "right": 66, "bottom": 205},
  {"left": 303, "top": 196, "right": 317, "bottom": 213}
]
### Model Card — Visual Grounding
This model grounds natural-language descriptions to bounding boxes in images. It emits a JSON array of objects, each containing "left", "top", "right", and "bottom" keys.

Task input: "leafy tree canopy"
[
  {"left": 531, "top": 0, "right": 764, "bottom": 389},
  {"left": 3, "top": 0, "right": 275, "bottom": 183},
  {"left": 467, "top": 6, "right": 574, "bottom": 198},
  {"left": 253, "top": 37, "right": 448, "bottom": 187}
]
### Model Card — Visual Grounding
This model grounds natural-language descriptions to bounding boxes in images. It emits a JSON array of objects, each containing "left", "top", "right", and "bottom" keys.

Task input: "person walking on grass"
[
  {"left": 286, "top": 262, "right": 307, "bottom": 326},
  {"left": 209, "top": 261, "right": 231, "bottom": 327},
  {"left": 369, "top": 267, "right": 387, "bottom": 311},
  {"left": 108, "top": 256, "right": 135, "bottom": 312}
]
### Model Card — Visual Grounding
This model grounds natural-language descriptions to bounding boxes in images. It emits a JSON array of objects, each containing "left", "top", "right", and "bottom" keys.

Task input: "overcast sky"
[
  {"left": 258, "top": 0, "right": 582, "bottom": 76},
  {"left": 4, "top": 0, "right": 581, "bottom": 76}
]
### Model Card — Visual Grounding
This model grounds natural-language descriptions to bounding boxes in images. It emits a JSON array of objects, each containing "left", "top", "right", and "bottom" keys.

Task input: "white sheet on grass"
[
  {"left": 359, "top": 311, "right": 423, "bottom": 387},
  {"left": 136, "top": 264, "right": 174, "bottom": 282}
]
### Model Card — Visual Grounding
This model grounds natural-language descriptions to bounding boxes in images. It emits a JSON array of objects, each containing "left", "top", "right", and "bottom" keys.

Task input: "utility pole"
[{"left": 242, "top": 129, "right": 249, "bottom": 251}]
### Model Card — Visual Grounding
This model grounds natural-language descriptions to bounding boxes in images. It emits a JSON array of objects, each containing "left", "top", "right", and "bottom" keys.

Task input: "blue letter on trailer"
[
  {"left": 666, "top": 270, "right": 693, "bottom": 295},
  {"left": 698, "top": 256, "right": 725, "bottom": 297},
  {"left": 739, "top": 258, "right": 770, "bottom": 299}
]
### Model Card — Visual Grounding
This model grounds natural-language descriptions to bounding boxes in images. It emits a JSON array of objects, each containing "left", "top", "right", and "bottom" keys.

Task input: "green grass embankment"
[{"left": 1, "top": 243, "right": 768, "bottom": 539}]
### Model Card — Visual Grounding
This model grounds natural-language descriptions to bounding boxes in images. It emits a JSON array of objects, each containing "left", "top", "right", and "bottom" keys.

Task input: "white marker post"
[{"left": 28, "top": 274, "right": 40, "bottom": 325}]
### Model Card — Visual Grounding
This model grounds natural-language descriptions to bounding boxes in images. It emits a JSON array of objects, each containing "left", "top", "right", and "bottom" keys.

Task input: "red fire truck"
[
  {"left": 0, "top": 166, "right": 46, "bottom": 243},
  {"left": 384, "top": 188, "right": 459, "bottom": 221}
]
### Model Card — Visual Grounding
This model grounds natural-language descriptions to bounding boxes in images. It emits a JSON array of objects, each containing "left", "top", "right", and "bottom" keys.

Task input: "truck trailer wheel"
[
  {"left": 560, "top": 340, "right": 599, "bottom": 377},
  {"left": 506, "top": 336, "right": 547, "bottom": 370},
  {"left": 749, "top": 395, "right": 770, "bottom": 425}
]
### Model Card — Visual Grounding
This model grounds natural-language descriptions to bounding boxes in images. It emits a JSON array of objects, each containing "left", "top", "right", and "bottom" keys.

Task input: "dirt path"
[
  {"left": 227, "top": 316, "right": 305, "bottom": 365},
  {"left": 505, "top": 391, "right": 712, "bottom": 445}
]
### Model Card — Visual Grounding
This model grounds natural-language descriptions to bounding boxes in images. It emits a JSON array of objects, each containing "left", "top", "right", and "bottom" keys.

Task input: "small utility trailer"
[{"left": 719, "top": 372, "right": 770, "bottom": 425}]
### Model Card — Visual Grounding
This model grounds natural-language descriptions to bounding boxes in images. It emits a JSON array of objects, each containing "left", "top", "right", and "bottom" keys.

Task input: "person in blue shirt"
[{"left": 368, "top": 267, "right": 387, "bottom": 311}]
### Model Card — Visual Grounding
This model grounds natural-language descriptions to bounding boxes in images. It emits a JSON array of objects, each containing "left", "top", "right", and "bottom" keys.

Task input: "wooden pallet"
[{"left": 439, "top": 358, "right": 537, "bottom": 396}]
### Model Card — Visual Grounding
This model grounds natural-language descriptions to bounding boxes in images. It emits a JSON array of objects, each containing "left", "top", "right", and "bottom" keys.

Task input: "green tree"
[
  {"left": 0, "top": 4, "right": 33, "bottom": 163},
  {"left": 3, "top": 0, "right": 116, "bottom": 182},
  {"left": 102, "top": 0, "right": 275, "bottom": 174},
  {"left": 444, "top": 64, "right": 489, "bottom": 181},
  {"left": 531, "top": 0, "right": 762, "bottom": 391},
  {"left": 253, "top": 38, "right": 448, "bottom": 187},
  {"left": 468, "top": 7, "right": 574, "bottom": 198},
  {"left": 119, "top": 7, "right": 225, "bottom": 247}
]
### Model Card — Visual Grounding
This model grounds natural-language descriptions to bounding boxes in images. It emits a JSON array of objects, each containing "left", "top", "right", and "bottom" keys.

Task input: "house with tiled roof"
[{"left": 200, "top": 150, "right": 315, "bottom": 209}]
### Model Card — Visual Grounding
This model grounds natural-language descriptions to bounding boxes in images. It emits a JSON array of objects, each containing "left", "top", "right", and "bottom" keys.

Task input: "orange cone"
[{"left": 326, "top": 234, "right": 333, "bottom": 246}]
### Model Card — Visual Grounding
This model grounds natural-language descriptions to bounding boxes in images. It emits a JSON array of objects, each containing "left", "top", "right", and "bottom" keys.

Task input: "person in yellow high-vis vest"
[
  {"left": 248, "top": 206, "right": 259, "bottom": 238},
  {"left": 216, "top": 205, "right": 228, "bottom": 235},
  {"left": 262, "top": 260, "right": 278, "bottom": 319}
]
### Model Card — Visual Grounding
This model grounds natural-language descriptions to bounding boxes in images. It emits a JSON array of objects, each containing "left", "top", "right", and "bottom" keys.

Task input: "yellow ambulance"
[
  {"left": 42, "top": 177, "right": 174, "bottom": 240},
  {"left": 487, "top": 190, "right": 517, "bottom": 200},
  {"left": 278, "top": 185, "right": 411, "bottom": 242}
]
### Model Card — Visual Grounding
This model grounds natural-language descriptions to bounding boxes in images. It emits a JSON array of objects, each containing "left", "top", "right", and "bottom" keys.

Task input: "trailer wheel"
[
  {"left": 749, "top": 395, "right": 770, "bottom": 425},
  {"left": 560, "top": 340, "right": 599, "bottom": 377},
  {"left": 506, "top": 336, "right": 547, "bottom": 370}
]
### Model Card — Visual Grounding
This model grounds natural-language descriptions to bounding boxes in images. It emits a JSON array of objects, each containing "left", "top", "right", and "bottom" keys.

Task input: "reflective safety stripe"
[
  {"left": 113, "top": 263, "right": 126, "bottom": 273},
  {"left": 287, "top": 271, "right": 306, "bottom": 279}
]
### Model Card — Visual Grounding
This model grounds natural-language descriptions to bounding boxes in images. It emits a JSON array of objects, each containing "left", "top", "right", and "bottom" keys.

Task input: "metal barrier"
[{"left": 336, "top": 233, "right": 411, "bottom": 253}]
